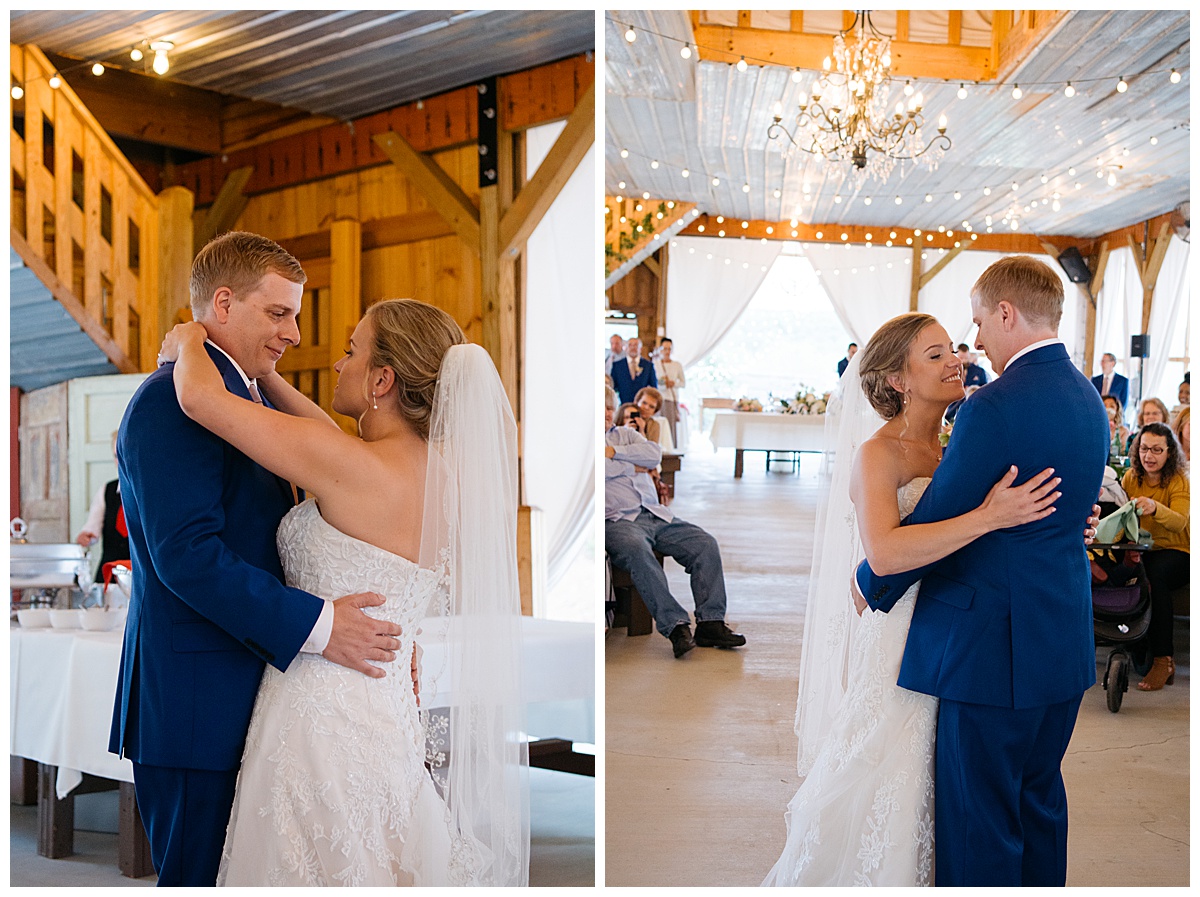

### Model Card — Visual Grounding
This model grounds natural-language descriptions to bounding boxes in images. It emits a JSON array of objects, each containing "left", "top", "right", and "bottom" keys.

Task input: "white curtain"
[
  {"left": 811, "top": 243, "right": 910, "bottom": 342},
  {"left": 1093, "top": 246, "right": 1143, "bottom": 380},
  {"left": 665, "top": 236, "right": 783, "bottom": 368},
  {"left": 1143, "top": 235, "right": 1190, "bottom": 402},
  {"left": 522, "top": 123, "right": 594, "bottom": 599}
]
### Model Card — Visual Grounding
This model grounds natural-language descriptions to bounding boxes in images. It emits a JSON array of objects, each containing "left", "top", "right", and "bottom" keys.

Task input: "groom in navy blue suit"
[
  {"left": 856, "top": 257, "right": 1109, "bottom": 886},
  {"left": 109, "top": 232, "right": 402, "bottom": 885}
]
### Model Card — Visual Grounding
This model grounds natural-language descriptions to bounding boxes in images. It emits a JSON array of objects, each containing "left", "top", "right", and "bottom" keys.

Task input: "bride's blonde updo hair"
[
  {"left": 857, "top": 313, "right": 940, "bottom": 420},
  {"left": 363, "top": 299, "right": 467, "bottom": 439}
]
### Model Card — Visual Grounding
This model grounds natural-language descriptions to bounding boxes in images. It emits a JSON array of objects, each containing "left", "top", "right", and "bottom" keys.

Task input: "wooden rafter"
[
  {"left": 372, "top": 131, "right": 482, "bottom": 254},
  {"left": 497, "top": 81, "right": 595, "bottom": 258},
  {"left": 918, "top": 243, "right": 966, "bottom": 288},
  {"left": 194, "top": 166, "right": 253, "bottom": 254}
]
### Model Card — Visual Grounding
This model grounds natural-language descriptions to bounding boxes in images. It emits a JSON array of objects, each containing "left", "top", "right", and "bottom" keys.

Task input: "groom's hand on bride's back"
[{"left": 323, "top": 592, "right": 403, "bottom": 678}]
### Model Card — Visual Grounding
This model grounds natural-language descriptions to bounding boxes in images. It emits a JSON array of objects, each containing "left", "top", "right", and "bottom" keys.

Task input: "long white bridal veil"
[
  {"left": 420, "top": 342, "right": 529, "bottom": 885},
  {"left": 794, "top": 351, "right": 885, "bottom": 776}
]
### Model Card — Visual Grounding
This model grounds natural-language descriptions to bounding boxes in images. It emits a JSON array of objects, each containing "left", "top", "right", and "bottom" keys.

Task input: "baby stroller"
[{"left": 1090, "top": 480, "right": 1153, "bottom": 713}]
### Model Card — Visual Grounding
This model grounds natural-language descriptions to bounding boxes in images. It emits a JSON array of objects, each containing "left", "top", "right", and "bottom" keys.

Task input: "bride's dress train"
[
  {"left": 218, "top": 499, "right": 472, "bottom": 886},
  {"left": 763, "top": 478, "right": 938, "bottom": 887}
]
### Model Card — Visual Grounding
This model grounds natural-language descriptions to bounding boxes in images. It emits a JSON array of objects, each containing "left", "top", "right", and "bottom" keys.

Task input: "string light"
[
  {"left": 791, "top": 67, "right": 802, "bottom": 84},
  {"left": 1170, "top": 69, "right": 1181, "bottom": 83},
  {"left": 150, "top": 40, "right": 173, "bottom": 75},
  {"left": 91, "top": 62, "right": 105, "bottom": 76},
  {"left": 1012, "top": 84, "right": 1022, "bottom": 99},
  {"left": 680, "top": 44, "right": 691, "bottom": 60},
  {"left": 48, "top": 73, "right": 62, "bottom": 89},
  {"left": 650, "top": 159, "right": 659, "bottom": 169},
  {"left": 1064, "top": 82, "right": 1075, "bottom": 97},
  {"left": 957, "top": 83, "right": 968, "bottom": 100},
  {"left": 736, "top": 56, "right": 748, "bottom": 73},
  {"left": 130, "top": 46, "right": 144, "bottom": 62},
  {"left": 624, "top": 26, "right": 636, "bottom": 43},
  {"left": 1116, "top": 76, "right": 1128, "bottom": 93}
]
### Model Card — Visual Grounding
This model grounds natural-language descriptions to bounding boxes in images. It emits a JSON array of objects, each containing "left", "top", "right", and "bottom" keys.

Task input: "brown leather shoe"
[{"left": 1137, "top": 656, "right": 1176, "bottom": 691}]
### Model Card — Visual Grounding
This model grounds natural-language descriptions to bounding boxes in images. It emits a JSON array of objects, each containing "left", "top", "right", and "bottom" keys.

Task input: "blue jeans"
[{"left": 605, "top": 509, "right": 728, "bottom": 637}]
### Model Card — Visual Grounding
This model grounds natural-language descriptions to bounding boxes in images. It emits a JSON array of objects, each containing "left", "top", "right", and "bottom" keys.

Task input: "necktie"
[{"left": 248, "top": 381, "right": 264, "bottom": 403}]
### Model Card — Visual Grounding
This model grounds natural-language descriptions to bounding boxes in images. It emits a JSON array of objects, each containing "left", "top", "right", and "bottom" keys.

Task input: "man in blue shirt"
[{"left": 604, "top": 390, "right": 745, "bottom": 657}]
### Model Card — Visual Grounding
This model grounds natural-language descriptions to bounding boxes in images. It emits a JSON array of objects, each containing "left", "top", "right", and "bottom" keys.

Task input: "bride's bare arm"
[
  {"left": 850, "top": 437, "right": 1060, "bottom": 576},
  {"left": 163, "top": 323, "right": 369, "bottom": 497},
  {"left": 256, "top": 370, "right": 340, "bottom": 427}
]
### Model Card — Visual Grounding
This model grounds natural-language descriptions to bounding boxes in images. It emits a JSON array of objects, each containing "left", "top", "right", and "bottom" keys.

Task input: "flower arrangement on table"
[
  {"left": 779, "top": 387, "right": 830, "bottom": 415},
  {"left": 735, "top": 397, "right": 763, "bottom": 412}
]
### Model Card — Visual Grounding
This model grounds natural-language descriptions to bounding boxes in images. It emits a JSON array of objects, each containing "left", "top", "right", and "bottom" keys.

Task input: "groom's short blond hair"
[
  {"left": 190, "top": 231, "right": 306, "bottom": 320},
  {"left": 971, "top": 256, "right": 1063, "bottom": 329}
]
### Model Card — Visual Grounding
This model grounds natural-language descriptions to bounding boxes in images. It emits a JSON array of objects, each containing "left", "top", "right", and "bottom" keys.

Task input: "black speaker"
[
  {"left": 1056, "top": 246, "right": 1091, "bottom": 284},
  {"left": 1131, "top": 334, "right": 1150, "bottom": 358}
]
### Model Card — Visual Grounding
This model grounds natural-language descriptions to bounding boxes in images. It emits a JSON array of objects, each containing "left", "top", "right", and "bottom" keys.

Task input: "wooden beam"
[
  {"left": 918, "top": 243, "right": 966, "bottom": 289},
  {"left": 1084, "top": 241, "right": 1109, "bottom": 376},
  {"left": 328, "top": 219, "right": 361, "bottom": 435},
  {"left": 480, "top": 114, "right": 519, "bottom": 413},
  {"left": 789, "top": 11, "right": 803, "bottom": 32},
  {"left": 737, "top": 10, "right": 751, "bottom": 27},
  {"left": 896, "top": 11, "right": 910, "bottom": 42},
  {"left": 994, "top": 10, "right": 1069, "bottom": 83},
  {"left": 157, "top": 186, "right": 194, "bottom": 350},
  {"left": 642, "top": 255, "right": 661, "bottom": 279},
  {"left": 909, "top": 246, "right": 922, "bottom": 311},
  {"left": 948, "top": 11, "right": 963, "bottom": 45},
  {"left": 693, "top": 24, "right": 992, "bottom": 81},
  {"left": 373, "top": 131, "right": 481, "bottom": 254},
  {"left": 10, "top": 227, "right": 135, "bottom": 373},
  {"left": 194, "top": 166, "right": 253, "bottom": 254},
  {"left": 1141, "top": 220, "right": 1173, "bottom": 332},
  {"left": 497, "top": 81, "right": 595, "bottom": 258}
]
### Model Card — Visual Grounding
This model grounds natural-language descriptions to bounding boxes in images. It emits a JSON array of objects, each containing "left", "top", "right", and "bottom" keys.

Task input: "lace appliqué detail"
[
  {"left": 217, "top": 500, "right": 474, "bottom": 887},
  {"left": 765, "top": 478, "right": 937, "bottom": 887}
]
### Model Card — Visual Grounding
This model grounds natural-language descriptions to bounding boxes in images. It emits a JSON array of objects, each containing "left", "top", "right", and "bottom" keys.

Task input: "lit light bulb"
[
  {"left": 619, "top": 148, "right": 629, "bottom": 158},
  {"left": 983, "top": 186, "right": 991, "bottom": 195},
  {"left": 1064, "top": 82, "right": 1075, "bottom": 98},
  {"left": 681, "top": 168, "right": 689, "bottom": 178},
  {"left": 937, "top": 113, "right": 947, "bottom": 131},
  {"left": 1108, "top": 171, "right": 1117, "bottom": 186},
  {"left": 742, "top": 183, "right": 750, "bottom": 193},
  {"left": 1052, "top": 200, "right": 1061, "bottom": 211},
  {"left": 791, "top": 68, "right": 802, "bottom": 84},
  {"left": 863, "top": 197, "right": 872, "bottom": 205},
  {"left": 48, "top": 74, "right": 61, "bottom": 89},
  {"left": 1170, "top": 69, "right": 1181, "bottom": 84},
  {"left": 680, "top": 45, "right": 692, "bottom": 60},
  {"left": 773, "top": 100, "right": 782, "bottom": 117},
  {"left": 712, "top": 176, "right": 720, "bottom": 186},
  {"left": 773, "top": 189, "right": 781, "bottom": 199},
  {"left": 91, "top": 62, "right": 104, "bottom": 76},
  {"left": 1012, "top": 84, "right": 1022, "bottom": 99},
  {"left": 736, "top": 57, "right": 748, "bottom": 73},
  {"left": 150, "top": 41, "right": 173, "bottom": 76},
  {"left": 1150, "top": 135, "right": 1158, "bottom": 145},
  {"left": 1041, "top": 174, "right": 1049, "bottom": 184},
  {"left": 925, "top": 193, "right": 933, "bottom": 203},
  {"left": 650, "top": 159, "right": 659, "bottom": 169},
  {"left": 618, "top": 180, "right": 626, "bottom": 189},
  {"left": 130, "top": 47, "right": 143, "bottom": 62},
  {"left": 953, "top": 191, "right": 961, "bottom": 200},
  {"left": 834, "top": 194, "right": 842, "bottom": 204},
  {"left": 642, "top": 192, "right": 650, "bottom": 200},
  {"left": 957, "top": 83, "right": 968, "bottom": 100},
  {"left": 895, "top": 196, "right": 903, "bottom": 205},
  {"left": 624, "top": 26, "right": 636, "bottom": 43},
  {"left": 11, "top": 84, "right": 24, "bottom": 100},
  {"left": 1012, "top": 182, "right": 1019, "bottom": 191},
  {"left": 903, "top": 80, "right": 914, "bottom": 96},
  {"left": 1116, "top": 76, "right": 1127, "bottom": 93}
]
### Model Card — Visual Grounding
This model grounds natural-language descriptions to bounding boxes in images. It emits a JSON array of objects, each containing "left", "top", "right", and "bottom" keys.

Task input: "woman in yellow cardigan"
[{"left": 1122, "top": 422, "right": 1190, "bottom": 690}]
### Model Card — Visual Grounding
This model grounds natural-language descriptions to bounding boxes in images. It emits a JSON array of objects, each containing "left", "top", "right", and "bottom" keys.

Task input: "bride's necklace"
[{"left": 900, "top": 436, "right": 943, "bottom": 463}]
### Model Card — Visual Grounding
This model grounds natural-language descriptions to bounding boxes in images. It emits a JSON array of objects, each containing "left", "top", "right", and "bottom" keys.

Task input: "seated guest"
[
  {"left": 1103, "top": 395, "right": 1130, "bottom": 459},
  {"left": 1172, "top": 375, "right": 1190, "bottom": 419},
  {"left": 837, "top": 342, "right": 858, "bottom": 377},
  {"left": 611, "top": 336, "right": 657, "bottom": 405},
  {"left": 1092, "top": 352, "right": 1130, "bottom": 413},
  {"left": 604, "top": 390, "right": 745, "bottom": 658},
  {"left": 1122, "top": 423, "right": 1190, "bottom": 691},
  {"left": 1125, "top": 397, "right": 1171, "bottom": 454},
  {"left": 1172, "top": 406, "right": 1190, "bottom": 461},
  {"left": 634, "top": 386, "right": 674, "bottom": 450},
  {"left": 616, "top": 401, "right": 659, "bottom": 446}
]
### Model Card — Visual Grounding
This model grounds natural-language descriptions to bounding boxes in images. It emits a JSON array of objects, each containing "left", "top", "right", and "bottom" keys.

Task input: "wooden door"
[{"left": 18, "top": 384, "right": 68, "bottom": 542}]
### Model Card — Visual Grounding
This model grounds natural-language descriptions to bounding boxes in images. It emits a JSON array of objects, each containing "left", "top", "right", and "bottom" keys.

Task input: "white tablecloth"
[
  {"left": 11, "top": 616, "right": 594, "bottom": 799},
  {"left": 708, "top": 411, "right": 827, "bottom": 452}
]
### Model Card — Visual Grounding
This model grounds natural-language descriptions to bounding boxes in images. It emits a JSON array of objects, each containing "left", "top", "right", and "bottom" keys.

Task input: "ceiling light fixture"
[
  {"left": 150, "top": 40, "right": 174, "bottom": 75},
  {"left": 767, "top": 10, "right": 949, "bottom": 183}
]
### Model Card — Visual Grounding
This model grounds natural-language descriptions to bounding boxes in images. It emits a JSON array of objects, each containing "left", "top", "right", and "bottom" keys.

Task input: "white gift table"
[{"left": 708, "top": 411, "right": 827, "bottom": 476}]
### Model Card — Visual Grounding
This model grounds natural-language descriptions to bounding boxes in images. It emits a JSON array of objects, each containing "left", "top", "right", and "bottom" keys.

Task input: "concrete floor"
[
  {"left": 606, "top": 445, "right": 1189, "bottom": 887},
  {"left": 10, "top": 766, "right": 594, "bottom": 886}
]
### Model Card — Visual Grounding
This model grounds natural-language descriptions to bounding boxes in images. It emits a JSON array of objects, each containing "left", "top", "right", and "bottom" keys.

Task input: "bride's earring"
[{"left": 371, "top": 392, "right": 378, "bottom": 410}]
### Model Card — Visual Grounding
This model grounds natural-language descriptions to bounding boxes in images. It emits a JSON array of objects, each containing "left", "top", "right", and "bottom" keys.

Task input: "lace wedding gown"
[
  {"left": 763, "top": 478, "right": 938, "bottom": 887},
  {"left": 218, "top": 499, "right": 470, "bottom": 886}
]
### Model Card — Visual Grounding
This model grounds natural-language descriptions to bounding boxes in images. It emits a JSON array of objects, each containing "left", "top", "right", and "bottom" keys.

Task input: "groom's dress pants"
[
  {"left": 605, "top": 509, "right": 728, "bottom": 636},
  {"left": 934, "top": 693, "right": 1083, "bottom": 887},
  {"left": 132, "top": 762, "right": 239, "bottom": 886}
]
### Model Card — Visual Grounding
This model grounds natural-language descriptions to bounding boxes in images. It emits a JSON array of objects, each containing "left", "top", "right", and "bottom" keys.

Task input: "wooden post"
[
  {"left": 156, "top": 186, "right": 193, "bottom": 345},
  {"left": 1084, "top": 242, "right": 1110, "bottom": 376},
  {"left": 118, "top": 781, "right": 154, "bottom": 878},
  {"left": 909, "top": 246, "right": 922, "bottom": 311},
  {"left": 329, "top": 219, "right": 362, "bottom": 434}
]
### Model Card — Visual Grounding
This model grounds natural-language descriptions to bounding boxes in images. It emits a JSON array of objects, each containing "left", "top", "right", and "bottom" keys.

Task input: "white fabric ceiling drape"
[
  {"left": 1143, "top": 235, "right": 1190, "bottom": 402},
  {"left": 522, "top": 123, "right": 594, "bottom": 601},
  {"left": 664, "top": 236, "right": 783, "bottom": 368}
]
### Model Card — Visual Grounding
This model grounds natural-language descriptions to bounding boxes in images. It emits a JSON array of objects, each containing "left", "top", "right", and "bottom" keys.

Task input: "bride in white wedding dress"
[
  {"left": 764, "top": 314, "right": 1062, "bottom": 886},
  {"left": 161, "top": 299, "right": 527, "bottom": 886}
]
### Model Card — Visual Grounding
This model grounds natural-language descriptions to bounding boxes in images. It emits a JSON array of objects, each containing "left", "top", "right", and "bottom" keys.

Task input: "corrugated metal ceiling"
[{"left": 605, "top": 10, "right": 1189, "bottom": 240}]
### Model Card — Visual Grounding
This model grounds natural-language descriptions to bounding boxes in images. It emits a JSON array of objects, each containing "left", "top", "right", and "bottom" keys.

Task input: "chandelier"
[{"left": 767, "top": 11, "right": 951, "bottom": 183}]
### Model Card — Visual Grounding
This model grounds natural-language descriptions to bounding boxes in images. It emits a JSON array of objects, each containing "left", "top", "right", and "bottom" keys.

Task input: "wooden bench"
[{"left": 608, "top": 554, "right": 662, "bottom": 637}]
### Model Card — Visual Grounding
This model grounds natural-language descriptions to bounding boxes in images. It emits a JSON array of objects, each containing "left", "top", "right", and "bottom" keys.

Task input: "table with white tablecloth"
[
  {"left": 10, "top": 615, "right": 595, "bottom": 873},
  {"left": 708, "top": 411, "right": 827, "bottom": 476}
]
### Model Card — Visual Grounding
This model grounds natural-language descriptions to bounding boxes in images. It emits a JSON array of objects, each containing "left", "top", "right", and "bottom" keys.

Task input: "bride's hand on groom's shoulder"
[
  {"left": 158, "top": 321, "right": 209, "bottom": 365},
  {"left": 322, "top": 591, "right": 404, "bottom": 679}
]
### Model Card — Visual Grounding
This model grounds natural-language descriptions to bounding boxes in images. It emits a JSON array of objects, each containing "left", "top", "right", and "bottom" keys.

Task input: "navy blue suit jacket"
[
  {"left": 856, "top": 343, "right": 1109, "bottom": 709},
  {"left": 611, "top": 354, "right": 657, "bottom": 405},
  {"left": 109, "top": 346, "right": 324, "bottom": 771},
  {"left": 1092, "top": 372, "right": 1129, "bottom": 412}
]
